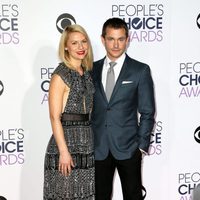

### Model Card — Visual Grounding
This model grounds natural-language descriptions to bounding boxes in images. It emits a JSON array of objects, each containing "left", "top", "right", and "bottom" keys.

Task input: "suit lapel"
[
  {"left": 95, "top": 55, "right": 130, "bottom": 103},
  {"left": 110, "top": 56, "right": 129, "bottom": 101},
  {"left": 95, "top": 58, "right": 108, "bottom": 102}
]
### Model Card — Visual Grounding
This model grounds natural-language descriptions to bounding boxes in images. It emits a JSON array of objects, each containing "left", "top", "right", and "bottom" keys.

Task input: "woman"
[{"left": 43, "top": 24, "right": 95, "bottom": 199}]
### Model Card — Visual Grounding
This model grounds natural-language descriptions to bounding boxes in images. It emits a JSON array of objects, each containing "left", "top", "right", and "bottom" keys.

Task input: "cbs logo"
[
  {"left": 197, "top": 14, "right": 200, "bottom": 29},
  {"left": 56, "top": 13, "right": 76, "bottom": 33},
  {"left": 0, "top": 196, "right": 7, "bottom": 200},
  {"left": 194, "top": 126, "right": 200, "bottom": 143},
  {"left": 0, "top": 80, "right": 4, "bottom": 96}
]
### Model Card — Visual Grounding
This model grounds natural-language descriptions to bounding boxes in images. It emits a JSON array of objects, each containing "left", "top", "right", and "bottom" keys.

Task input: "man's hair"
[{"left": 101, "top": 17, "right": 128, "bottom": 38}]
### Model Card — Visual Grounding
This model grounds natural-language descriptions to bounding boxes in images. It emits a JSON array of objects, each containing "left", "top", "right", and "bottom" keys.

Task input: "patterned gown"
[{"left": 43, "top": 63, "right": 95, "bottom": 200}]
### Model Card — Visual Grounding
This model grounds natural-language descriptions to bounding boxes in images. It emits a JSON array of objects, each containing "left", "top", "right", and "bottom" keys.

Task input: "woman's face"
[{"left": 66, "top": 32, "right": 88, "bottom": 62}]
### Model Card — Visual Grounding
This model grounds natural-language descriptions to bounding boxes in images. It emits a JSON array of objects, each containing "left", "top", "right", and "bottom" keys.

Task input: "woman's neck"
[{"left": 72, "top": 63, "right": 83, "bottom": 76}]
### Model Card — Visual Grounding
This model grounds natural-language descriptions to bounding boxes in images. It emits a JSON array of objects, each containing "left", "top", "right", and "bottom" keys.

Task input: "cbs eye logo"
[
  {"left": 0, "top": 196, "right": 7, "bottom": 200},
  {"left": 197, "top": 13, "right": 200, "bottom": 29},
  {"left": 0, "top": 80, "right": 4, "bottom": 96},
  {"left": 56, "top": 13, "right": 76, "bottom": 33},
  {"left": 194, "top": 126, "right": 200, "bottom": 143}
]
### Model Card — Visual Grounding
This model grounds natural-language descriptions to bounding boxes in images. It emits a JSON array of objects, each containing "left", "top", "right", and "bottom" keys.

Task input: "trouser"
[{"left": 95, "top": 149, "right": 143, "bottom": 200}]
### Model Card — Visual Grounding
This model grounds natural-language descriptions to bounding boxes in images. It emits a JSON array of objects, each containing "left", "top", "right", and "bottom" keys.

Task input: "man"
[{"left": 91, "top": 17, "right": 155, "bottom": 200}]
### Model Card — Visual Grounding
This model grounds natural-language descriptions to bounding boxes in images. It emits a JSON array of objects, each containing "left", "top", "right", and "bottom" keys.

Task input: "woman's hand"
[{"left": 58, "top": 151, "right": 75, "bottom": 176}]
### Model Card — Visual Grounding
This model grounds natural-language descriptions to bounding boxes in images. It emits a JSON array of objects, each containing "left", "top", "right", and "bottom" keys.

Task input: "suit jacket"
[{"left": 91, "top": 54, "right": 155, "bottom": 160}]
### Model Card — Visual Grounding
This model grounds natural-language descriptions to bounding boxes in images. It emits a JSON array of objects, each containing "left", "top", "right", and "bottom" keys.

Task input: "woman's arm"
[{"left": 48, "top": 74, "right": 74, "bottom": 176}]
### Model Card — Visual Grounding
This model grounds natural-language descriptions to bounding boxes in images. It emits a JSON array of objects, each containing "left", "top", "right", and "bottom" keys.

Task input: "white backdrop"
[{"left": 0, "top": 0, "right": 200, "bottom": 199}]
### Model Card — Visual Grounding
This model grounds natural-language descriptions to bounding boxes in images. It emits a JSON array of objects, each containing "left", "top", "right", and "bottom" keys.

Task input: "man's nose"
[{"left": 113, "top": 40, "right": 119, "bottom": 48}]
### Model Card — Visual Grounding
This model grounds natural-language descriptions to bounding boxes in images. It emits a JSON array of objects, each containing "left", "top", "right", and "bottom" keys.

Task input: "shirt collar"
[{"left": 104, "top": 53, "right": 126, "bottom": 67}]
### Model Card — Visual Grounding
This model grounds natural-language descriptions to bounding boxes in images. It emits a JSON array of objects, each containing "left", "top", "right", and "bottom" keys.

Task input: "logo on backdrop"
[
  {"left": 149, "top": 121, "right": 163, "bottom": 155},
  {"left": 178, "top": 172, "right": 200, "bottom": 200},
  {"left": 0, "top": 128, "right": 25, "bottom": 166},
  {"left": 194, "top": 126, "right": 200, "bottom": 143},
  {"left": 40, "top": 67, "right": 54, "bottom": 104},
  {"left": 0, "top": 196, "right": 7, "bottom": 200},
  {"left": 111, "top": 4, "right": 164, "bottom": 42},
  {"left": 0, "top": 3, "right": 20, "bottom": 44},
  {"left": 56, "top": 13, "right": 76, "bottom": 33},
  {"left": 197, "top": 13, "right": 200, "bottom": 29},
  {"left": 0, "top": 80, "right": 4, "bottom": 96},
  {"left": 178, "top": 62, "right": 200, "bottom": 98}
]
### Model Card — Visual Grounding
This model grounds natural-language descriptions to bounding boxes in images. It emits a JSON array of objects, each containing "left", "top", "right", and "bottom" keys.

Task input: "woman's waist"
[
  {"left": 61, "top": 113, "right": 90, "bottom": 126},
  {"left": 61, "top": 112, "right": 89, "bottom": 121}
]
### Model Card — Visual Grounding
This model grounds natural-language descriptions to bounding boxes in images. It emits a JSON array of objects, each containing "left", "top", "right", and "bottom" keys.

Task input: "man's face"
[{"left": 101, "top": 27, "right": 129, "bottom": 61}]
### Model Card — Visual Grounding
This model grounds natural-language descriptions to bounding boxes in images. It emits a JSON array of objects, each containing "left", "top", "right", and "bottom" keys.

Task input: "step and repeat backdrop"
[{"left": 0, "top": 0, "right": 200, "bottom": 199}]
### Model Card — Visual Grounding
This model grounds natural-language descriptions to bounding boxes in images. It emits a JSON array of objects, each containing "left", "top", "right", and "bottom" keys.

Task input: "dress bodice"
[{"left": 52, "top": 63, "right": 95, "bottom": 114}]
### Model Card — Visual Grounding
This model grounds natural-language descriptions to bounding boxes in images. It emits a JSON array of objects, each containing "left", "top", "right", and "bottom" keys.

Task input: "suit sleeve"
[{"left": 137, "top": 64, "right": 155, "bottom": 153}]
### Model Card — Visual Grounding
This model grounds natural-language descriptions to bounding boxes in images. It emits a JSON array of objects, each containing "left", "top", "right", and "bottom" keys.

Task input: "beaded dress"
[{"left": 43, "top": 63, "right": 95, "bottom": 200}]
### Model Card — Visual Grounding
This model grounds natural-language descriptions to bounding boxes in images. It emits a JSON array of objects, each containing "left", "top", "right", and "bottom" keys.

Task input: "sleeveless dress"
[{"left": 43, "top": 63, "right": 95, "bottom": 200}]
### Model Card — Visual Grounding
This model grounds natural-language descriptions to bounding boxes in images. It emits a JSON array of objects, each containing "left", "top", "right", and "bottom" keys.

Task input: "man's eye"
[{"left": 119, "top": 38, "right": 126, "bottom": 41}]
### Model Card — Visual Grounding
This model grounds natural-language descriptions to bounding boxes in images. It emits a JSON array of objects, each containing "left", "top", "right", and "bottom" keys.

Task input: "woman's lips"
[{"left": 77, "top": 51, "right": 85, "bottom": 55}]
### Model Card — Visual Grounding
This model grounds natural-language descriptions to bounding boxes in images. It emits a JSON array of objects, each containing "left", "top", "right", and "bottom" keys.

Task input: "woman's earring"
[{"left": 65, "top": 48, "right": 68, "bottom": 51}]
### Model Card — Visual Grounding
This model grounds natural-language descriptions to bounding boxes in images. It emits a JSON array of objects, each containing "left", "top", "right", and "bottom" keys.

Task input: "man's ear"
[{"left": 101, "top": 36, "right": 105, "bottom": 46}]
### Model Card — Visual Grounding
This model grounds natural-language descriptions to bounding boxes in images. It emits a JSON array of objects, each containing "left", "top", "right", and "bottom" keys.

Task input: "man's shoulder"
[
  {"left": 125, "top": 54, "right": 150, "bottom": 69},
  {"left": 94, "top": 57, "right": 105, "bottom": 65},
  {"left": 93, "top": 58, "right": 105, "bottom": 73},
  {"left": 125, "top": 54, "right": 145, "bottom": 64}
]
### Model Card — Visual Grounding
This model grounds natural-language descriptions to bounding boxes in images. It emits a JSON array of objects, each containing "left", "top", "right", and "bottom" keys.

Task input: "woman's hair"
[{"left": 59, "top": 24, "right": 93, "bottom": 71}]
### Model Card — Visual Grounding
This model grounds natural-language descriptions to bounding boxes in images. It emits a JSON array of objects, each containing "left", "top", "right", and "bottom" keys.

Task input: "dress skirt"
[{"left": 43, "top": 114, "right": 95, "bottom": 200}]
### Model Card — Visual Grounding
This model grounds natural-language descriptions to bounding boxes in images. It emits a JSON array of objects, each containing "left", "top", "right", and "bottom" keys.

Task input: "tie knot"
[{"left": 109, "top": 62, "right": 117, "bottom": 69}]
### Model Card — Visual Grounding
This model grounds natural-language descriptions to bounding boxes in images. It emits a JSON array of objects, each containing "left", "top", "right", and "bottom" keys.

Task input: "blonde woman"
[{"left": 43, "top": 24, "right": 95, "bottom": 199}]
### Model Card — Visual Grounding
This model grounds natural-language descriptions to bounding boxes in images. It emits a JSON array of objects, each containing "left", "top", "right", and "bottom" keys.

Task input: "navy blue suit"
[
  {"left": 91, "top": 54, "right": 155, "bottom": 200},
  {"left": 92, "top": 54, "right": 155, "bottom": 160}
]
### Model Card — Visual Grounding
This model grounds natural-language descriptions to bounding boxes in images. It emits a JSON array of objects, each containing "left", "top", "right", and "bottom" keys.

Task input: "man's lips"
[{"left": 111, "top": 49, "right": 120, "bottom": 52}]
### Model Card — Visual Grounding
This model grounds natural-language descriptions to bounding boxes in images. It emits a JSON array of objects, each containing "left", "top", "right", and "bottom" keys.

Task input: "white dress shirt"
[{"left": 102, "top": 53, "right": 126, "bottom": 90}]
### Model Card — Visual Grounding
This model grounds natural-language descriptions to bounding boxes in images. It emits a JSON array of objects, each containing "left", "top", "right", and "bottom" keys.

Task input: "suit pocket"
[
  {"left": 118, "top": 82, "right": 137, "bottom": 100},
  {"left": 120, "top": 81, "right": 135, "bottom": 88}
]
